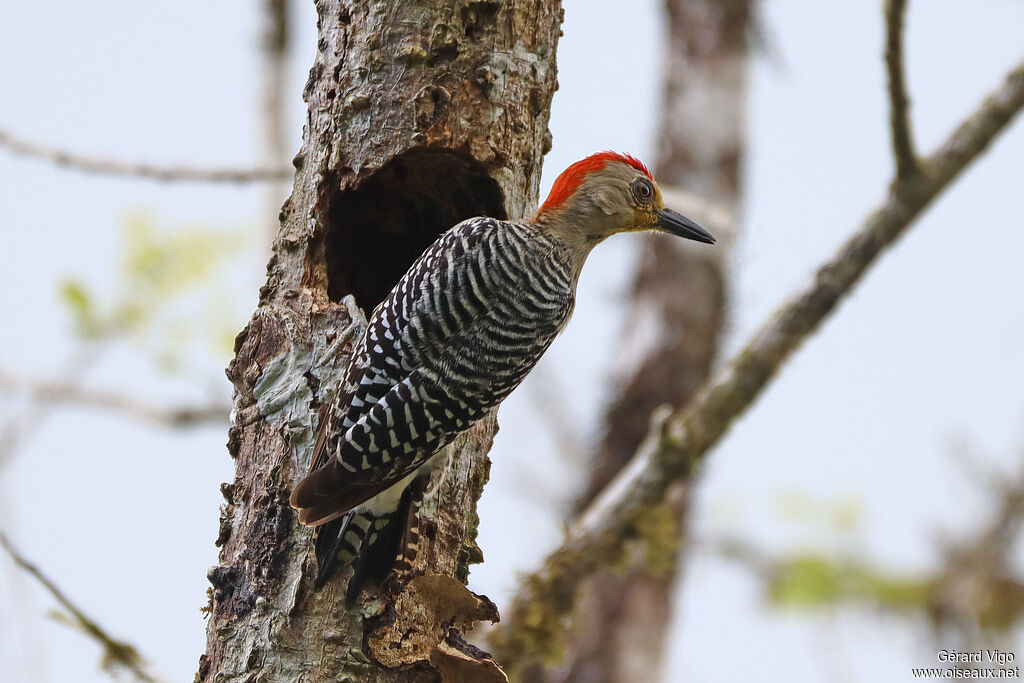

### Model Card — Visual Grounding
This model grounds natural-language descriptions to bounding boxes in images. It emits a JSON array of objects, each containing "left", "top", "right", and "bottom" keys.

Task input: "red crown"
[{"left": 539, "top": 152, "right": 652, "bottom": 214}]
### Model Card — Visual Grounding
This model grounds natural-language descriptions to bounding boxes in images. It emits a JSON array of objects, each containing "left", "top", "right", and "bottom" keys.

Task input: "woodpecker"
[{"left": 289, "top": 151, "right": 715, "bottom": 603}]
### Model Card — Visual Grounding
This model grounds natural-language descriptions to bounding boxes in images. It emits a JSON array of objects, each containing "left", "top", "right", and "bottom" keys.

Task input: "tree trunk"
[
  {"left": 198, "top": 1, "right": 562, "bottom": 681},
  {"left": 535, "top": 2, "right": 749, "bottom": 681}
]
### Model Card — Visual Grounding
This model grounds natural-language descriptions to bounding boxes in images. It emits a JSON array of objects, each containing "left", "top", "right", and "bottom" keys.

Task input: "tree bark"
[
  {"left": 199, "top": 2, "right": 562, "bottom": 681},
  {"left": 532, "top": 2, "right": 749, "bottom": 681}
]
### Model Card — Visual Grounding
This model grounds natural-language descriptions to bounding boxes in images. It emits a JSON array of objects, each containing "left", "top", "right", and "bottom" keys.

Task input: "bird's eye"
[{"left": 632, "top": 178, "right": 654, "bottom": 204}]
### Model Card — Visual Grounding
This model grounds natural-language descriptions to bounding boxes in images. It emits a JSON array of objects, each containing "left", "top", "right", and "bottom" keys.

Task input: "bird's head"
[{"left": 532, "top": 151, "right": 715, "bottom": 249}]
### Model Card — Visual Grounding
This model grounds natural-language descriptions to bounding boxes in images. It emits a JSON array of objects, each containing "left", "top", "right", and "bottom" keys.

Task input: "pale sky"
[{"left": 1, "top": 1, "right": 1023, "bottom": 682}]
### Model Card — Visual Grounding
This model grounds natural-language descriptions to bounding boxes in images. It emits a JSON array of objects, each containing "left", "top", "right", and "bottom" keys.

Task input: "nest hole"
[{"left": 325, "top": 147, "right": 506, "bottom": 310}]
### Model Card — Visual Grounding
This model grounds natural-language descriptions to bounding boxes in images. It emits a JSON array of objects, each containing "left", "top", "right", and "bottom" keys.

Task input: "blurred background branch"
[
  {"left": 0, "top": 532, "right": 162, "bottom": 683},
  {"left": 492, "top": 54, "right": 1024, "bottom": 674},
  {"left": 0, "top": 345, "right": 104, "bottom": 470},
  {"left": 0, "top": 3, "right": 283, "bottom": 677},
  {"left": 928, "top": 453, "right": 1024, "bottom": 638},
  {"left": 2, "top": 1, "right": 1023, "bottom": 680},
  {"left": 258, "top": 0, "right": 293, "bottom": 240},
  {"left": 0, "top": 369, "right": 228, "bottom": 428},
  {"left": 709, "top": 440, "right": 1024, "bottom": 649},
  {"left": 527, "top": 1, "right": 749, "bottom": 681},
  {"left": 0, "top": 129, "right": 290, "bottom": 183}
]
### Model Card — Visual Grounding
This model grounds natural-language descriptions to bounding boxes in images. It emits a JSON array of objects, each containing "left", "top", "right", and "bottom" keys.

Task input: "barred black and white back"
[{"left": 290, "top": 216, "right": 576, "bottom": 599}]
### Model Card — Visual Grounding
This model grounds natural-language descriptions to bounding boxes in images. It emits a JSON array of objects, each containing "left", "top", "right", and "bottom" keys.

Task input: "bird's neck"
[{"left": 527, "top": 208, "right": 601, "bottom": 283}]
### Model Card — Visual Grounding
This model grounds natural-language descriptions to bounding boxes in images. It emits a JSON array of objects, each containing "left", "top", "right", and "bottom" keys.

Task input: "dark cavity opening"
[{"left": 325, "top": 147, "right": 506, "bottom": 310}]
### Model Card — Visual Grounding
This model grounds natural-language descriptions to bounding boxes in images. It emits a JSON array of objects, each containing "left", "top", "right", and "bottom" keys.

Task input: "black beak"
[{"left": 657, "top": 208, "right": 716, "bottom": 244}]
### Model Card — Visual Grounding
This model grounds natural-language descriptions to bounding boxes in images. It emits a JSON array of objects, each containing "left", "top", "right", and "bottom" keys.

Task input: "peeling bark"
[
  {"left": 199, "top": 1, "right": 562, "bottom": 680},
  {"left": 529, "top": 2, "right": 749, "bottom": 681}
]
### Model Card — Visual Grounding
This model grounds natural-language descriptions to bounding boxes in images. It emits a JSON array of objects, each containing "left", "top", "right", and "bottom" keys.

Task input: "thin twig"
[
  {"left": 0, "top": 346, "right": 103, "bottom": 469},
  {"left": 702, "top": 535, "right": 775, "bottom": 578},
  {"left": 0, "top": 532, "right": 163, "bottom": 683},
  {"left": 925, "top": 455, "right": 1024, "bottom": 637},
  {"left": 0, "top": 129, "right": 291, "bottom": 183},
  {"left": 886, "top": 0, "right": 919, "bottom": 178},
  {"left": 490, "top": 60, "right": 1024, "bottom": 671},
  {"left": 937, "top": 456, "right": 1024, "bottom": 589},
  {"left": 0, "top": 369, "right": 229, "bottom": 428}
]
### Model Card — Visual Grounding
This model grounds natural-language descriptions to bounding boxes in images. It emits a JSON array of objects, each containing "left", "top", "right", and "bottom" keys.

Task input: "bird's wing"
[
  {"left": 306, "top": 400, "right": 338, "bottom": 475},
  {"left": 300, "top": 217, "right": 493, "bottom": 480},
  {"left": 292, "top": 217, "right": 572, "bottom": 521}
]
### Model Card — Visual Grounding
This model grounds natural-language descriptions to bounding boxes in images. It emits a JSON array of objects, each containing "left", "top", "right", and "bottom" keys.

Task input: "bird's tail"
[{"left": 312, "top": 475, "right": 425, "bottom": 605}]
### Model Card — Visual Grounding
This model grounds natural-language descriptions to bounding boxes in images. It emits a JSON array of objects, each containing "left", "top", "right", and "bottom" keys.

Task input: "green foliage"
[
  {"left": 59, "top": 278, "right": 102, "bottom": 337},
  {"left": 769, "top": 553, "right": 929, "bottom": 611},
  {"left": 56, "top": 211, "right": 252, "bottom": 367},
  {"left": 775, "top": 490, "right": 863, "bottom": 533},
  {"left": 120, "top": 211, "right": 239, "bottom": 303},
  {"left": 762, "top": 493, "right": 929, "bottom": 612}
]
